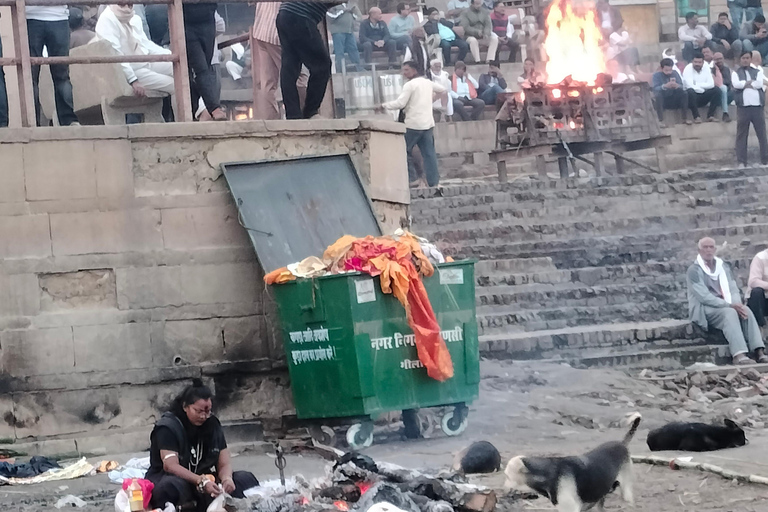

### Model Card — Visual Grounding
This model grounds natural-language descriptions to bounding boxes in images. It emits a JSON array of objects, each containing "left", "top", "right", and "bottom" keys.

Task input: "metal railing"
[{"left": 0, "top": 0, "right": 333, "bottom": 126}]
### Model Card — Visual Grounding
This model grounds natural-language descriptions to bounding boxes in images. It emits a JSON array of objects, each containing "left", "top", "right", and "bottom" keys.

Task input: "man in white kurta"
[{"left": 95, "top": 4, "right": 174, "bottom": 97}]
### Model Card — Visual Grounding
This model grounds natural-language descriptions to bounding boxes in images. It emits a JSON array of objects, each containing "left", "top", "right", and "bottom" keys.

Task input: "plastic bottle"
[{"left": 128, "top": 480, "right": 144, "bottom": 512}]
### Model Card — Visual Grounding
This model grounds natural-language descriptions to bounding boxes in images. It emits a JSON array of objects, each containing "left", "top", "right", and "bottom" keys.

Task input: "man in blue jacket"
[
  {"left": 652, "top": 58, "right": 689, "bottom": 125},
  {"left": 359, "top": 7, "right": 398, "bottom": 65}
]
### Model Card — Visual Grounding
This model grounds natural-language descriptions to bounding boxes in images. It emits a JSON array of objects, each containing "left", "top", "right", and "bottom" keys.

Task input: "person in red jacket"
[{"left": 490, "top": 1, "right": 521, "bottom": 61}]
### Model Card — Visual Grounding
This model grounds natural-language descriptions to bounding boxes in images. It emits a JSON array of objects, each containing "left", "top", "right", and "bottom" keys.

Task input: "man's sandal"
[{"left": 733, "top": 354, "right": 753, "bottom": 365}]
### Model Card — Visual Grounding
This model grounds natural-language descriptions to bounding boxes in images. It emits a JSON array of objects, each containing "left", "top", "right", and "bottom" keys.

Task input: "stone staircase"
[{"left": 410, "top": 167, "right": 768, "bottom": 369}]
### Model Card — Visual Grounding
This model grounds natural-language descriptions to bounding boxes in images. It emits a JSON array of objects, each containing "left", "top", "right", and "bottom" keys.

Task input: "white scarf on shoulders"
[{"left": 696, "top": 254, "right": 731, "bottom": 304}]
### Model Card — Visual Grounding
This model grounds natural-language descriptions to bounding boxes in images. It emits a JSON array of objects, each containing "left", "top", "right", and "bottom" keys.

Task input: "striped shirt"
[
  {"left": 253, "top": 1, "right": 281, "bottom": 45},
  {"left": 279, "top": 1, "right": 330, "bottom": 24}
]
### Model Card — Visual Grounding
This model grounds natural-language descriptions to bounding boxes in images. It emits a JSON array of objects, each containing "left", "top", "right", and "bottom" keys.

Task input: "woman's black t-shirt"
[{"left": 147, "top": 413, "right": 227, "bottom": 480}]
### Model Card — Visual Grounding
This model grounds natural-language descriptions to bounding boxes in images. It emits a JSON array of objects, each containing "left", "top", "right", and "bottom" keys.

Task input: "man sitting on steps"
[{"left": 687, "top": 237, "right": 768, "bottom": 365}]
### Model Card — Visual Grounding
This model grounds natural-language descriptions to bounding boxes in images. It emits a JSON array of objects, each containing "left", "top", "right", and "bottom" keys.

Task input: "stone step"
[
  {"left": 476, "top": 279, "right": 686, "bottom": 310},
  {"left": 413, "top": 168, "right": 768, "bottom": 208},
  {"left": 475, "top": 256, "right": 558, "bottom": 274},
  {"left": 420, "top": 210, "right": 764, "bottom": 246},
  {"left": 478, "top": 319, "right": 697, "bottom": 358},
  {"left": 575, "top": 344, "right": 729, "bottom": 370},
  {"left": 414, "top": 166, "right": 768, "bottom": 199},
  {"left": 476, "top": 301, "right": 688, "bottom": 335},
  {"left": 446, "top": 222, "right": 768, "bottom": 267},
  {"left": 412, "top": 186, "right": 768, "bottom": 226}
]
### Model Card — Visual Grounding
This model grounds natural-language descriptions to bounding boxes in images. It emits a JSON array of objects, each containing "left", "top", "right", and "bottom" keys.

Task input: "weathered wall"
[{"left": 0, "top": 119, "right": 408, "bottom": 455}]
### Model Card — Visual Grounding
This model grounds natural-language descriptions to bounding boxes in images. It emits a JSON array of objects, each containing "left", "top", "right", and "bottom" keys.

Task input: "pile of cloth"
[
  {"left": 0, "top": 457, "right": 93, "bottom": 485},
  {"left": 0, "top": 456, "right": 59, "bottom": 479},
  {"left": 264, "top": 231, "right": 454, "bottom": 382}
]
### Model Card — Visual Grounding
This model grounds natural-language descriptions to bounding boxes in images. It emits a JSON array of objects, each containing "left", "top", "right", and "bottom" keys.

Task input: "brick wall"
[{"left": 0, "top": 120, "right": 408, "bottom": 455}]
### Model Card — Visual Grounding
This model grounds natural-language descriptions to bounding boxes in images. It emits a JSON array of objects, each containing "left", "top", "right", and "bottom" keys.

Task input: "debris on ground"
[
  {"left": 54, "top": 495, "right": 86, "bottom": 508},
  {"left": 227, "top": 452, "right": 526, "bottom": 512}
]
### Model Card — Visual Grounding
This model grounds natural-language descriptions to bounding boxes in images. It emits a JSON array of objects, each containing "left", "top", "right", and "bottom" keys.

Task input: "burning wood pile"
[
  {"left": 495, "top": 0, "right": 661, "bottom": 150},
  {"left": 221, "top": 453, "right": 509, "bottom": 512}
]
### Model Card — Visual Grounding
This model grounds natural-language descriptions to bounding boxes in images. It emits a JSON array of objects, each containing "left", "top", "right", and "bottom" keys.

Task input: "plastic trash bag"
[
  {"left": 114, "top": 489, "right": 130, "bottom": 512},
  {"left": 55, "top": 495, "right": 86, "bottom": 508}
]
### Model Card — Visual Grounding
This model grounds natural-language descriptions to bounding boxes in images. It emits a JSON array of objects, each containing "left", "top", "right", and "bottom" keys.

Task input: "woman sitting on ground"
[{"left": 146, "top": 379, "right": 259, "bottom": 510}]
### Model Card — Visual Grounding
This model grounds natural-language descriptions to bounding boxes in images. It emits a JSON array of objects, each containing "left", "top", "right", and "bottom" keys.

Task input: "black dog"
[
  {"left": 452, "top": 441, "right": 501, "bottom": 474},
  {"left": 646, "top": 419, "right": 747, "bottom": 452}
]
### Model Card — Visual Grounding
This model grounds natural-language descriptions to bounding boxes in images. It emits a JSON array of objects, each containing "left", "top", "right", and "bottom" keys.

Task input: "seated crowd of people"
[{"left": 329, "top": 0, "right": 539, "bottom": 72}]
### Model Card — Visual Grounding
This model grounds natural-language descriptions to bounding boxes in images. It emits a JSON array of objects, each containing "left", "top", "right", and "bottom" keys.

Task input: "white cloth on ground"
[
  {"left": 108, "top": 467, "right": 146, "bottom": 485},
  {"left": 124, "top": 457, "right": 150, "bottom": 470},
  {"left": 696, "top": 254, "right": 732, "bottom": 304}
]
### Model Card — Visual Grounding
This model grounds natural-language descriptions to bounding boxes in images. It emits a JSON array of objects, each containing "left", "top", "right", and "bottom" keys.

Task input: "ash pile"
[{"left": 227, "top": 453, "right": 513, "bottom": 512}]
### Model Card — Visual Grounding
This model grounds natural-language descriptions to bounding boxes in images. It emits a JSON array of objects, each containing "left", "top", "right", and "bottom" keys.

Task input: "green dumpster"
[{"left": 271, "top": 260, "right": 479, "bottom": 448}]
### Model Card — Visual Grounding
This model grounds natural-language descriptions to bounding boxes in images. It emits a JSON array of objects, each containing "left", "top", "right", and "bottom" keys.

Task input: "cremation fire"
[{"left": 544, "top": 0, "right": 605, "bottom": 84}]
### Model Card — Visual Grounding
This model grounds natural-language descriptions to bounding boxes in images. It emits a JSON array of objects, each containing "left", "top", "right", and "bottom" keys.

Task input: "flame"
[
  {"left": 334, "top": 502, "right": 349, "bottom": 511},
  {"left": 544, "top": 0, "right": 605, "bottom": 84},
  {"left": 519, "top": 91, "right": 526, "bottom": 102},
  {"left": 300, "top": 497, "right": 310, "bottom": 506},
  {"left": 569, "top": 120, "right": 576, "bottom": 129},
  {"left": 357, "top": 482, "right": 373, "bottom": 495},
  {"left": 567, "top": 90, "right": 580, "bottom": 97},
  {"left": 552, "top": 89, "right": 562, "bottom": 99}
]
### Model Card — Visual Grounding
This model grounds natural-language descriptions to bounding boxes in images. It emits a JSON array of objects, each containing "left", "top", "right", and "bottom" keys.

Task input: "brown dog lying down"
[{"left": 504, "top": 413, "right": 642, "bottom": 512}]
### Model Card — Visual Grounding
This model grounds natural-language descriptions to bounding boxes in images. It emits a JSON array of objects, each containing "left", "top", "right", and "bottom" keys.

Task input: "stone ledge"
[
  {"left": 0, "top": 120, "right": 406, "bottom": 144},
  {"left": 1, "top": 358, "right": 285, "bottom": 393}
]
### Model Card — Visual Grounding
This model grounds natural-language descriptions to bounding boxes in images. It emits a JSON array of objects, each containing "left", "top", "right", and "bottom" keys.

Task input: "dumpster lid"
[{"left": 222, "top": 155, "right": 382, "bottom": 273}]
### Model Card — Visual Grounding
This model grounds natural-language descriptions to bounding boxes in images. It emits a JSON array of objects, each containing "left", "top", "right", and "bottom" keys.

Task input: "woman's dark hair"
[{"left": 170, "top": 378, "right": 213, "bottom": 416}]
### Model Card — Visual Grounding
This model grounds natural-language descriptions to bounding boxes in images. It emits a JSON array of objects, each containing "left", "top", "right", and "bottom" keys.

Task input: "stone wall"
[{"left": 0, "top": 120, "right": 408, "bottom": 455}]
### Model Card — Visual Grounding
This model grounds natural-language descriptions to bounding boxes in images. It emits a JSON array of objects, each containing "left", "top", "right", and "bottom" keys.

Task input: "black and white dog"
[
  {"left": 646, "top": 419, "right": 747, "bottom": 452},
  {"left": 504, "top": 413, "right": 641, "bottom": 512}
]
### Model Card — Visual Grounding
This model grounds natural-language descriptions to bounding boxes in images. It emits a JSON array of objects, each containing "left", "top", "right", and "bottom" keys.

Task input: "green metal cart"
[{"left": 270, "top": 260, "right": 479, "bottom": 448}]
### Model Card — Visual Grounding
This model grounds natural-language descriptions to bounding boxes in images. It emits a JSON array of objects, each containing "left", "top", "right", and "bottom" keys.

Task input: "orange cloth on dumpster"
[
  {"left": 336, "top": 235, "right": 454, "bottom": 381},
  {"left": 264, "top": 267, "right": 296, "bottom": 285}
]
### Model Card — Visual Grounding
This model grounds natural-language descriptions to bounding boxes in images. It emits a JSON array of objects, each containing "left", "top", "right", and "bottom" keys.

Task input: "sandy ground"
[{"left": 4, "top": 360, "right": 768, "bottom": 511}]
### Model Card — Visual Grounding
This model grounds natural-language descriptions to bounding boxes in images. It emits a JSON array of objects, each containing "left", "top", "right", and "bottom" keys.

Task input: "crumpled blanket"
[
  {"left": 0, "top": 456, "right": 59, "bottom": 479},
  {"left": 0, "top": 457, "right": 93, "bottom": 485}
]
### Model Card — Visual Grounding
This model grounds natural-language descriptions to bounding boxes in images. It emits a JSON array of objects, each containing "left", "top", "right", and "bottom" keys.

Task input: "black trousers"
[
  {"left": 748, "top": 288, "right": 768, "bottom": 327},
  {"left": 653, "top": 88, "right": 688, "bottom": 122},
  {"left": 185, "top": 19, "right": 220, "bottom": 116},
  {"left": 687, "top": 87, "right": 721, "bottom": 119},
  {"left": 440, "top": 38, "right": 469, "bottom": 65},
  {"left": 361, "top": 40, "right": 398, "bottom": 63},
  {"left": 276, "top": 10, "right": 331, "bottom": 119},
  {"left": 27, "top": 19, "right": 78, "bottom": 126},
  {"left": 149, "top": 470, "right": 258, "bottom": 511},
  {"left": 736, "top": 105, "right": 768, "bottom": 165}
]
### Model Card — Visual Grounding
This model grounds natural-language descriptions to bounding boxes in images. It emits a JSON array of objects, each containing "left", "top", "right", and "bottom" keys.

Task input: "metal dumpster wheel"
[
  {"left": 441, "top": 406, "right": 469, "bottom": 437},
  {"left": 308, "top": 425, "right": 336, "bottom": 446},
  {"left": 346, "top": 422, "right": 374, "bottom": 449}
]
